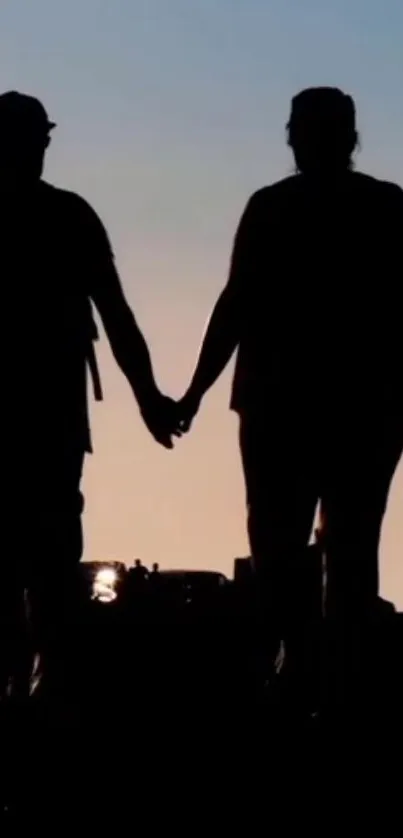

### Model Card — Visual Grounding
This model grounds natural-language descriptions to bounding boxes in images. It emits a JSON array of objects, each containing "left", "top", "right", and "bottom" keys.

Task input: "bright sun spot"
[{"left": 92, "top": 567, "right": 118, "bottom": 603}]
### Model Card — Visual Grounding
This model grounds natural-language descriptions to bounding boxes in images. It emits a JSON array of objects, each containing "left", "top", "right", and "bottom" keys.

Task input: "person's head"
[
  {"left": 287, "top": 87, "right": 358, "bottom": 176},
  {"left": 0, "top": 91, "right": 56, "bottom": 185},
  {"left": 134, "top": 559, "right": 141, "bottom": 568},
  {"left": 152, "top": 563, "right": 159, "bottom": 573}
]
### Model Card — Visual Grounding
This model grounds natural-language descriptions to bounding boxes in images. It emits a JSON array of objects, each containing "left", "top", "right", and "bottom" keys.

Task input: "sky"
[{"left": 1, "top": 0, "right": 402, "bottom": 605}]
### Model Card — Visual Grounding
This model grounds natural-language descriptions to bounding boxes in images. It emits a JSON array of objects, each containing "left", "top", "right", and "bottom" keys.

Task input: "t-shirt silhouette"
[
  {"left": 1, "top": 180, "right": 113, "bottom": 452},
  {"left": 229, "top": 171, "right": 403, "bottom": 421}
]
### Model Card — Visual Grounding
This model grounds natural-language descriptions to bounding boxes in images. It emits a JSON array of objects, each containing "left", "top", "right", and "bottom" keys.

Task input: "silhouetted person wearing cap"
[
  {"left": 177, "top": 87, "right": 403, "bottom": 695},
  {"left": 0, "top": 91, "right": 180, "bottom": 688}
]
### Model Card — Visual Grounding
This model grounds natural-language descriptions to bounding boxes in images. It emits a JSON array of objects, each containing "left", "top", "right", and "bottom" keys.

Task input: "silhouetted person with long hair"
[
  {"left": 0, "top": 91, "right": 180, "bottom": 692},
  {"left": 177, "top": 87, "right": 403, "bottom": 701}
]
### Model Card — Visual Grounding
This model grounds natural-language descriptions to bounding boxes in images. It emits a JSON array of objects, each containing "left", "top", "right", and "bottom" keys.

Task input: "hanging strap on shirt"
[
  {"left": 87, "top": 302, "right": 103, "bottom": 402},
  {"left": 87, "top": 342, "right": 103, "bottom": 402}
]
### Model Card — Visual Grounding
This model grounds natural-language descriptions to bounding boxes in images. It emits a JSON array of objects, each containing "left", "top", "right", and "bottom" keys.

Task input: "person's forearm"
[
  {"left": 92, "top": 264, "right": 159, "bottom": 409},
  {"left": 187, "top": 291, "right": 239, "bottom": 403},
  {"left": 108, "top": 308, "right": 157, "bottom": 407}
]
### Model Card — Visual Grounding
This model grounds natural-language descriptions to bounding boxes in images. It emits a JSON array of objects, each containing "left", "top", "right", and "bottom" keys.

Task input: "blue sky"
[{"left": 1, "top": 1, "right": 402, "bottom": 603}]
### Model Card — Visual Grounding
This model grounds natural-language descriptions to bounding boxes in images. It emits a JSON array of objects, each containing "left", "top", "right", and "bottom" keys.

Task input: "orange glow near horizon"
[{"left": 83, "top": 309, "right": 403, "bottom": 610}]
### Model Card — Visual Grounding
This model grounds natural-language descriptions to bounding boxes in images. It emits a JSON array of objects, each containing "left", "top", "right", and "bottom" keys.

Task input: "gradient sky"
[{"left": 2, "top": 1, "right": 402, "bottom": 605}]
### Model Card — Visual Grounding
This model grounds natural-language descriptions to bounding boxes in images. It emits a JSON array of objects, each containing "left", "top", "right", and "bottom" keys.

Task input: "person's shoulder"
[
  {"left": 378, "top": 177, "right": 403, "bottom": 206},
  {"left": 248, "top": 175, "right": 300, "bottom": 204},
  {"left": 42, "top": 183, "right": 114, "bottom": 259},
  {"left": 42, "top": 181, "right": 100, "bottom": 223},
  {"left": 350, "top": 171, "right": 403, "bottom": 201},
  {"left": 244, "top": 176, "right": 300, "bottom": 217},
  {"left": 41, "top": 181, "right": 109, "bottom": 232}
]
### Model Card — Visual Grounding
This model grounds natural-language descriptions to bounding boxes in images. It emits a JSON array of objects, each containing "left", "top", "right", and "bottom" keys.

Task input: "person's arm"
[
  {"left": 182, "top": 193, "right": 259, "bottom": 416},
  {"left": 92, "top": 259, "right": 158, "bottom": 407},
  {"left": 78, "top": 198, "right": 157, "bottom": 406},
  {"left": 183, "top": 285, "right": 239, "bottom": 408},
  {"left": 83, "top": 202, "right": 180, "bottom": 446}
]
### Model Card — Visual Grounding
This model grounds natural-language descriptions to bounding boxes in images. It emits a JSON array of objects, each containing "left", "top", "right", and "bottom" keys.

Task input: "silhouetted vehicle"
[
  {"left": 159, "top": 568, "right": 228, "bottom": 592},
  {"left": 155, "top": 570, "right": 229, "bottom": 612}
]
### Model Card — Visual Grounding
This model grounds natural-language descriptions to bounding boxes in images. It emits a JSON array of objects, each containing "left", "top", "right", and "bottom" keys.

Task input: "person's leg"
[
  {"left": 1, "top": 459, "right": 33, "bottom": 698},
  {"left": 239, "top": 412, "right": 319, "bottom": 665},
  {"left": 27, "top": 444, "right": 85, "bottom": 685},
  {"left": 323, "top": 416, "right": 403, "bottom": 618},
  {"left": 321, "top": 414, "right": 403, "bottom": 710}
]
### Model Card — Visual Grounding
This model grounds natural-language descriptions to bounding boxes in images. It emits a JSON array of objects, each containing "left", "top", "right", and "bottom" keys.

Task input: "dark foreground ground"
[{"left": 1, "top": 575, "right": 402, "bottom": 824}]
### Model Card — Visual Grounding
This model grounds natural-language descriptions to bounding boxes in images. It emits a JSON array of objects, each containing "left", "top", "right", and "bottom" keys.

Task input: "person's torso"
[
  {"left": 0, "top": 180, "right": 95, "bottom": 448},
  {"left": 232, "top": 171, "right": 402, "bottom": 415}
]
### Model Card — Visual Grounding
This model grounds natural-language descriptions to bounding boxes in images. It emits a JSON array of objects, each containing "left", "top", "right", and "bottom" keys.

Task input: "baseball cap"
[{"left": 0, "top": 90, "right": 56, "bottom": 135}]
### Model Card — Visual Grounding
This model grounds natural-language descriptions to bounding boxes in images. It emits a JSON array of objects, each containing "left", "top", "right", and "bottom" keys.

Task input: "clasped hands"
[{"left": 140, "top": 387, "right": 201, "bottom": 449}]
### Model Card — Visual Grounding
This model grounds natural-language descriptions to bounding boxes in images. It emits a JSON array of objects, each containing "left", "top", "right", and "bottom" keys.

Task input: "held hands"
[
  {"left": 176, "top": 390, "right": 201, "bottom": 433},
  {"left": 140, "top": 387, "right": 202, "bottom": 448},
  {"left": 140, "top": 390, "right": 183, "bottom": 449}
]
